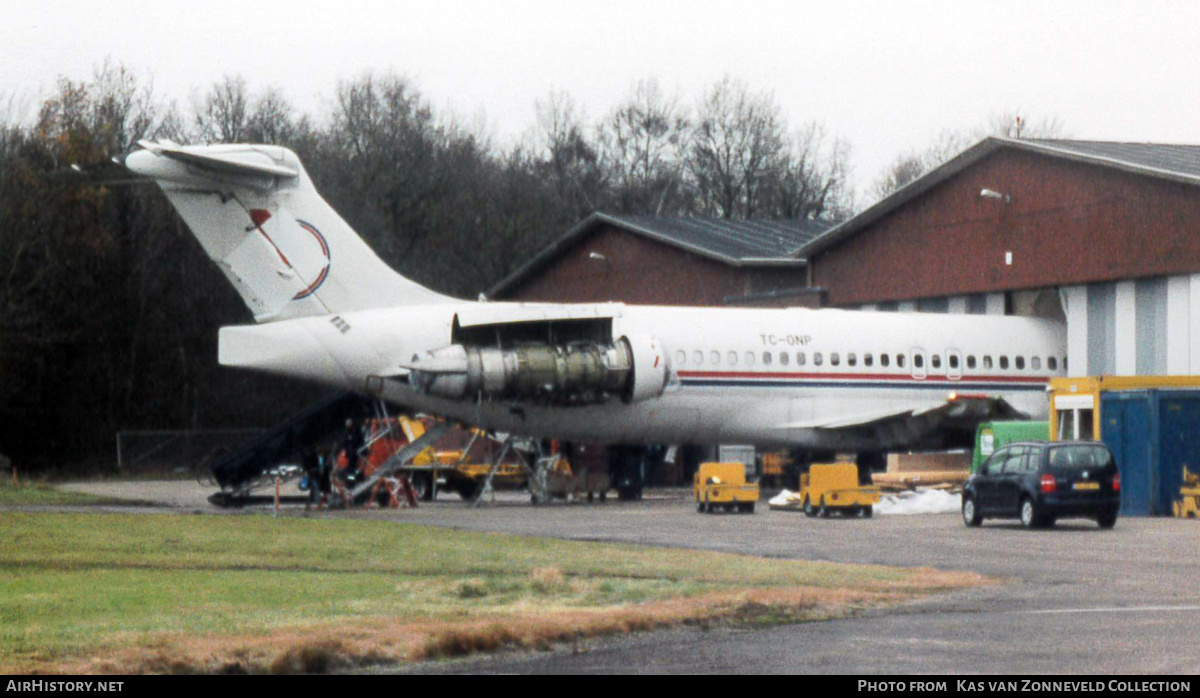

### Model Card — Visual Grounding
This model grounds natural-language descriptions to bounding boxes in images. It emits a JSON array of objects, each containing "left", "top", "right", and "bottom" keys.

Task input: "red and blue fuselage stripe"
[{"left": 678, "top": 371, "right": 1049, "bottom": 391}]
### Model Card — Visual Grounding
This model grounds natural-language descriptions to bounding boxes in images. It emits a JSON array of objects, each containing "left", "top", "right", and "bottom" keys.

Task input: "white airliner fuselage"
[{"left": 125, "top": 142, "right": 1066, "bottom": 456}]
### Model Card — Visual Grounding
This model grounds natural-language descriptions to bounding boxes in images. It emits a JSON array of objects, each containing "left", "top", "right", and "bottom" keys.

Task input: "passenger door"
[
  {"left": 976, "top": 448, "right": 1008, "bottom": 513},
  {"left": 996, "top": 446, "right": 1030, "bottom": 514}
]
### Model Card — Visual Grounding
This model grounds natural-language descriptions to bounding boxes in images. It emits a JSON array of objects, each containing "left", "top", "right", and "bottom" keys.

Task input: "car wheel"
[
  {"left": 803, "top": 497, "right": 816, "bottom": 518},
  {"left": 962, "top": 496, "right": 983, "bottom": 527},
  {"left": 746, "top": 503, "right": 755, "bottom": 514},
  {"left": 1097, "top": 510, "right": 1118, "bottom": 529},
  {"left": 818, "top": 496, "right": 830, "bottom": 518},
  {"left": 696, "top": 499, "right": 704, "bottom": 513},
  {"left": 1020, "top": 497, "right": 1040, "bottom": 528}
]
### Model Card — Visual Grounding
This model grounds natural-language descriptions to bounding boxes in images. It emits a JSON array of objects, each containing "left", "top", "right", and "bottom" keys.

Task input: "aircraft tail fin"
[{"left": 125, "top": 141, "right": 453, "bottom": 322}]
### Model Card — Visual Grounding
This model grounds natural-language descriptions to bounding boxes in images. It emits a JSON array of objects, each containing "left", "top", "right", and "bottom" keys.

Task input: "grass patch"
[
  {"left": 0, "top": 479, "right": 131, "bottom": 507},
  {"left": 0, "top": 512, "right": 987, "bottom": 673}
]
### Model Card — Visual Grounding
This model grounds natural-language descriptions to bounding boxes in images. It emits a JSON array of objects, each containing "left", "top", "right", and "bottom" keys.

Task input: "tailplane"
[{"left": 125, "top": 141, "right": 454, "bottom": 322}]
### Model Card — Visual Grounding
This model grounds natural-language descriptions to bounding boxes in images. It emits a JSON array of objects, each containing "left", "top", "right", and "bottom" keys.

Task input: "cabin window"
[
  {"left": 1031, "top": 356, "right": 1041, "bottom": 370},
  {"left": 1048, "top": 356, "right": 1058, "bottom": 371},
  {"left": 949, "top": 354, "right": 960, "bottom": 370},
  {"left": 745, "top": 352, "right": 756, "bottom": 366},
  {"left": 983, "top": 356, "right": 993, "bottom": 370},
  {"left": 797, "top": 352, "right": 806, "bottom": 366},
  {"left": 693, "top": 351, "right": 704, "bottom": 365},
  {"left": 931, "top": 354, "right": 942, "bottom": 370},
  {"left": 914, "top": 354, "right": 924, "bottom": 369},
  {"left": 864, "top": 353, "right": 873, "bottom": 367},
  {"left": 848, "top": 353, "right": 857, "bottom": 367},
  {"left": 710, "top": 351, "right": 721, "bottom": 365},
  {"left": 1015, "top": 356, "right": 1026, "bottom": 370},
  {"left": 728, "top": 351, "right": 738, "bottom": 365},
  {"left": 999, "top": 355, "right": 1009, "bottom": 370},
  {"left": 830, "top": 352, "right": 840, "bottom": 366},
  {"left": 966, "top": 355, "right": 976, "bottom": 370},
  {"left": 762, "top": 352, "right": 772, "bottom": 366},
  {"left": 813, "top": 352, "right": 824, "bottom": 366},
  {"left": 896, "top": 354, "right": 906, "bottom": 368},
  {"left": 675, "top": 350, "right": 686, "bottom": 366},
  {"left": 880, "top": 354, "right": 890, "bottom": 367},
  {"left": 779, "top": 352, "right": 790, "bottom": 366}
]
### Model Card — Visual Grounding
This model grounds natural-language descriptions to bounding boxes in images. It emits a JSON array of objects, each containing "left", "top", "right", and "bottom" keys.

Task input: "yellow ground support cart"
[
  {"left": 694, "top": 462, "right": 759, "bottom": 514},
  {"left": 799, "top": 462, "right": 881, "bottom": 518},
  {"left": 1175, "top": 468, "right": 1200, "bottom": 519}
]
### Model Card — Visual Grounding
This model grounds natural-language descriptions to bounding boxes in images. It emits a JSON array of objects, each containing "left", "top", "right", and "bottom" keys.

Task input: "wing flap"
[{"left": 775, "top": 395, "right": 1024, "bottom": 431}]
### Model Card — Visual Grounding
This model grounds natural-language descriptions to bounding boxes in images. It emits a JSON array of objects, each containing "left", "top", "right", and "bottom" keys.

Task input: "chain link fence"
[{"left": 115, "top": 429, "right": 265, "bottom": 479}]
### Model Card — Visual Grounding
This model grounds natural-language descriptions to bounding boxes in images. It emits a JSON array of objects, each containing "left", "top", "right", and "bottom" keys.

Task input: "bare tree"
[
  {"left": 685, "top": 76, "right": 786, "bottom": 219},
  {"left": 244, "top": 87, "right": 296, "bottom": 145},
  {"left": 193, "top": 75, "right": 248, "bottom": 143},
  {"left": 771, "top": 123, "right": 853, "bottom": 221},
  {"left": 535, "top": 89, "right": 606, "bottom": 219},
  {"left": 596, "top": 78, "right": 689, "bottom": 215}
]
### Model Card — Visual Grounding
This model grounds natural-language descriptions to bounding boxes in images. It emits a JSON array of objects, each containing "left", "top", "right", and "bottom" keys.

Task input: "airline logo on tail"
[
  {"left": 246, "top": 208, "right": 332, "bottom": 301},
  {"left": 292, "top": 220, "right": 330, "bottom": 300}
]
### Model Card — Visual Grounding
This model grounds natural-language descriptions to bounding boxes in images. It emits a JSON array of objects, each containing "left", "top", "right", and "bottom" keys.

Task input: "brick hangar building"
[{"left": 493, "top": 138, "right": 1200, "bottom": 379}]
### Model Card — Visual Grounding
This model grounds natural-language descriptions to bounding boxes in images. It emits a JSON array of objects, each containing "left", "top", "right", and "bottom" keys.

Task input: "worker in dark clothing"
[
  {"left": 343, "top": 418, "right": 364, "bottom": 482},
  {"left": 302, "top": 448, "right": 321, "bottom": 510},
  {"left": 318, "top": 447, "right": 332, "bottom": 507}
]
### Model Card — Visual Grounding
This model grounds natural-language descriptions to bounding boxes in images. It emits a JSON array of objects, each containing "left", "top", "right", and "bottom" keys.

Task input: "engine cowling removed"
[{"left": 406, "top": 335, "right": 666, "bottom": 405}]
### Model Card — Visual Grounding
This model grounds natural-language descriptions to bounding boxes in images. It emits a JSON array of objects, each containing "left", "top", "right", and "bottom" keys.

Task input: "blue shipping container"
[
  {"left": 1100, "top": 391, "right": 1154, "bottom": 515},
  {"left": 1100, "top": 389, "right": 1200, "bottom": 516}
]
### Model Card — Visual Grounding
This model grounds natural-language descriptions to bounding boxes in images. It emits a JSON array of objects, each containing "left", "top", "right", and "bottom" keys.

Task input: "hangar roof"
[
  {"left": 798, "top": 137, "right": 1200, "bottom": 259},
  {"left": 487, "top": 212, "right": 830, "bottom": 298}
]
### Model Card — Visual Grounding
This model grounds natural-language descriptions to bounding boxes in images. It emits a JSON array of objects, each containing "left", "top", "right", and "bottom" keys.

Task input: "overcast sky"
[{"left": 4, "top": 0, "right": 1198, "bottom": 198}]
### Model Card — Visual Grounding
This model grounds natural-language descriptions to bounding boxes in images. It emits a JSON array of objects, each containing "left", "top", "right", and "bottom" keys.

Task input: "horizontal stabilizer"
[{"left": 136, "top": 140, "right": 298, "bottom": 179}]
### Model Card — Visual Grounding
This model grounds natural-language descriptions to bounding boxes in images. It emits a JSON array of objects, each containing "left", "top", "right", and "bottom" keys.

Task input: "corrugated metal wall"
[{"left": 1087, "top": 283, "right": 1116, "bottom": 375}]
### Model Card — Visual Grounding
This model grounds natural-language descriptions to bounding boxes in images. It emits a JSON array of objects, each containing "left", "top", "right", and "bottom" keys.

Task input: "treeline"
[{"left": 0, "top": 63, "right": 854, "bottom": 472}]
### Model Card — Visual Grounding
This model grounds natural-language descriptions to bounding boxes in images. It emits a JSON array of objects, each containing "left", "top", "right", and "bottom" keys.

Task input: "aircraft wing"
[{"left": 778, "top": 394, "right": 1025, "bottom": 431}]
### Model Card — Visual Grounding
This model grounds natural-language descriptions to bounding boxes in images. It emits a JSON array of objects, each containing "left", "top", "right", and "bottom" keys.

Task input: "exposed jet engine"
[{"left": 404, "top": 335, "right": 667, "bottom": 405}]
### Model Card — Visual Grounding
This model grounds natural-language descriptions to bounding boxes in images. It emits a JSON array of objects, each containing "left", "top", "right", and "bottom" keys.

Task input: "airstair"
[{"left": 207, "top": 392, "right": 372, "bottom": 505}]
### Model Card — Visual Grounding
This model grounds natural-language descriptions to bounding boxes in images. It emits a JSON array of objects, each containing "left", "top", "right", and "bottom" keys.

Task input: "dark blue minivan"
[{"left": 963, "top": 441, "right": 1120, "bottom": 529}]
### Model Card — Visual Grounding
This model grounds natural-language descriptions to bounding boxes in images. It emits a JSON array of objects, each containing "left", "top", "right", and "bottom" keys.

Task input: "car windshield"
[{"left": 1048, "top": 445, "right": 1112, "bottom": 473}]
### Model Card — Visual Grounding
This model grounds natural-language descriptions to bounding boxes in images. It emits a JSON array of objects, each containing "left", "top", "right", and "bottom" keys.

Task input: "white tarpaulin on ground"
[
  {"left": 874, "top": 488, "right": 962, "bottom": 515},
  {"left": 768, "top": 489, "right": 803, "bottom": 508}
]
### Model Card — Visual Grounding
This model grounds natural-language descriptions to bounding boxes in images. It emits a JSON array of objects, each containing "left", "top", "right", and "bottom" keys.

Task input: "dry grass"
[{"left": 42, "top": 580, "right": 986, "bottom": 675}]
